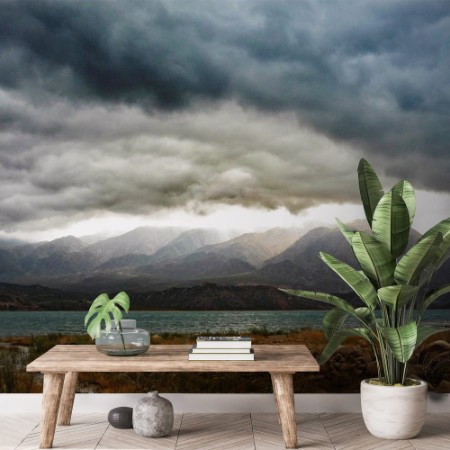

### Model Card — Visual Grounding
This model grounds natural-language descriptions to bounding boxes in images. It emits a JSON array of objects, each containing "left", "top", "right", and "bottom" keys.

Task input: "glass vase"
[{"left": 95, "top": 319, "right": 150, "bottom": 356}]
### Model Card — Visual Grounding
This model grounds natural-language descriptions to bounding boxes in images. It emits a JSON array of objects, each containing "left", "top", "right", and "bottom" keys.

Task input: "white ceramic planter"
[{"left": 361, "top": 379, "right": 427, "bottom": 439}]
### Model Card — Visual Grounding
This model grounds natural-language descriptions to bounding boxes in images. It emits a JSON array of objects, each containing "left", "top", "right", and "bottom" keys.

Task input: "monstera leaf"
[{"left": 84, "top": 291, "right": 130, "bottom": 339}]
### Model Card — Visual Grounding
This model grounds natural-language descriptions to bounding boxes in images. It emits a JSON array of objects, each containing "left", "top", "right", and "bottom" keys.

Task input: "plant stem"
[{"left": 117, "top": 322, "right": 126, "bottom": 352}]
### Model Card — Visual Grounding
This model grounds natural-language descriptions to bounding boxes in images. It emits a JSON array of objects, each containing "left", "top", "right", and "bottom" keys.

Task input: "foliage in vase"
[
  {"left": 283, "top": 159, "right": 450, "bottom": 385},
  {"left": 84, "top": 291, "right": 130, "bottom": 340}
]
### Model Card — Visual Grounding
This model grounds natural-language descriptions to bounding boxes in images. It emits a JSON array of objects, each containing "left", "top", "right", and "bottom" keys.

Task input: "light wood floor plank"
[
  {"left": 176, "top": 413, "right": 254, "bottom": 450},
  {"left": 2, "top": 412, "right": 450, "bottom": 450},
  {"left": 0, "top": 413, "right": 40, "bottom": 449},
  {"left": 16, "top": 413, "right": 108, "bottom": 450},
  {"left": 97, "top": 414, "right": 181, "bottom": 450}
]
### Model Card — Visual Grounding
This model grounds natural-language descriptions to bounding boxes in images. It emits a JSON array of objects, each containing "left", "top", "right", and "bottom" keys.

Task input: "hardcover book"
[
  {"left": 196, "top": 336, "right": 252, "bottom": 349},
  {"left": 188, "top": 349, "right": 255, "bottom": 361},
  {"left": 191, "top": 345, "right": 252, "bottom": 354}
]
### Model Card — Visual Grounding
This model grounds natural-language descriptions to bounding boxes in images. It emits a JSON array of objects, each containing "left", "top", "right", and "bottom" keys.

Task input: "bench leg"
[
  {"left": 40, "top": 372, "right": 65, "bottom": 448},
  {"left": 271, "top": 372, "right": 298, "bottom": 449},
  {"left": 58, "top": 371, "right": 78, "bottom": 426}
]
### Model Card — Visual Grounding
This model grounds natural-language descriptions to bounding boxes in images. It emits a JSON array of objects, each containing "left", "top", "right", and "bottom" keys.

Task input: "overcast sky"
[{"left": 1, "top": 0, "right": 449, "bottom": 241}]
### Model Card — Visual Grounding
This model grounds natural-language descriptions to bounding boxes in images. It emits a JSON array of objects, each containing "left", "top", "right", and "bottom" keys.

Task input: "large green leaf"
[
  {"left": 84, "top": 291, "right": 130, "bottom": 339},
  {"left": 336, "top": 218, "right": 355, "bottom": 246},
  {"left": 283, "top": 289, "right": 364, "bottom": 323},
  {"left": 319, "top": 252, "right": 378, "bottom": 310},
  {"left": 420, "top": 218, "right": 450, "bottom": 269},
  {"left": 351, "top": 232, "right": 395, "bottom": 288},
  {"left": 323, "top": 308, "right": 348, "bottom": 340},
  {"left": 421, "top": 217, "right": 450, "bottom": 240},
  {"left": 372, "top": 190, "right": 411, "bottom": 258},
  {"left": 416, "top": 326, "right": 446, "bottom": 349},
  {"left": 392, "top": 180, "right": 416, "bottom": 227},
  {"left": 418, "top": 284, "right": 450, "bottom": 317},
  {"left": 380, "top": 321, "right": 417, "bottom": 363},
  {"left": 395, "top": 233, "right": 443, "bottom": 287},
  {"left": 358, "top": 158, "right": 384, "bottom": 227},
  {"left": 319, "top": 328, "right": 374, "bottom": 364},
  {"left": 377, "top": 285, "right": 418, "bottom": 312}
]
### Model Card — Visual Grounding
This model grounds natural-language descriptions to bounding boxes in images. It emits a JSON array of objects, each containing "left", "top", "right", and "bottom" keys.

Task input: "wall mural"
[{"left": 0, "top": 1, "right": 449, "bottom": 394}]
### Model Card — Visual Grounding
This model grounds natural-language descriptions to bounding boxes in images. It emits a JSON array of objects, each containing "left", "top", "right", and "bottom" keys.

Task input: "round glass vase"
[{"left": 95, "top": 319, "right": 150, "bottom": 356}]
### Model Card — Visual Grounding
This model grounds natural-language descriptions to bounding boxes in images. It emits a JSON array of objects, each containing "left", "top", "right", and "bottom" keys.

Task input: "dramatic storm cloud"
[{"left": 0, "top": 0, "right": 449, "bottom": 234}]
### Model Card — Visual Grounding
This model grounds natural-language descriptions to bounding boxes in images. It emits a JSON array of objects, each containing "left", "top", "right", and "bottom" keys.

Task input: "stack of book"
[{"left": 188, "top": 336, "right": 254, "bottom": 361}]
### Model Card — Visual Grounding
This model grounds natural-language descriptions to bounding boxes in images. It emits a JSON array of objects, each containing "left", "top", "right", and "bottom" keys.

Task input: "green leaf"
[
  {"left": 355, "top": 307, "right": 373, "bottom": 324},
  {"left": 283, "top": 290, "right": 363, "bottom": 322},
  {"left": 372, "top": 190, "right": 411, "bottom": 258},
  {"left": 395, "top": 233, "right": 443, "bottom": 287},
  {"left": 84, "top": 291, "right": 130, "bottom": 339},
  {"left": 322, "top": 307, "right": 372, "bottom": 342},
  {"left": 336, "top": 218, "right": 355, "bottom": 246},
  {"left": 416, "top": 326, "right": 446, "bottom": 349},
  {"left": 418, "top": 284, "right": 450, "bottom": 317},
  {"left": 323, "top": 308, "right": 348, "bottom": 340},
  {"left": 319, "top": 252, "right": 378, "bottom": 310},
  {"left": 358, "top": 159, "right": 384, "bottom": 227},
  {"left": 421, "top": 217, "right": 450, "bottom": 240},
  {"left": 420, "top": 218, "right": 450, "bottom": 269},
  {"left": 392, "top": 180, "right": 416, "bottom": 227},
  {"left": 351, "top": 232, "right": 395, "bottom": 288},
  {"left": 319, "top": 328, "right": 374, "bottom": 364},
  {"left": 377, "top": 285, "right": 419, "bottom": 312},
  {"left": 298, "top": 252, "right": 377, "bottom": 309},
  {"left": 380, "top": 321, "right": 417, "bottom": 363}
]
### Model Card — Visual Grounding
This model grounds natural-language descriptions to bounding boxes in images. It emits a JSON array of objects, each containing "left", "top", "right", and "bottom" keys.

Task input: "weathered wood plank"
[
  {"left": 58, "top": 371, "right": 78, "bottom": 426},
  {"left": 27, "top": 345, "right": 320, "bottom": 373},
  {"left": 271, "top": 373, "right": 297, "bottom": 449},
  {"left": 39, "top": 373, "right": 65, "bottom": 448}
]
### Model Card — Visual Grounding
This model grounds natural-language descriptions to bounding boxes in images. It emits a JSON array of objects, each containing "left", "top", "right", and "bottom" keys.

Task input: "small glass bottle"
[{"left": 95, "top": 319, "right": 150, "bottom": 356}]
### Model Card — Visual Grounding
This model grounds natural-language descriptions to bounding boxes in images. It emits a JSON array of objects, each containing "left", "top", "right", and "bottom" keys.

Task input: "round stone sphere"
[
  {"left": 133, "top": 391, "right": 174, "bottom": 437},
  {"left": 108, "top": 406, "right": 133, "bottom": 429}
]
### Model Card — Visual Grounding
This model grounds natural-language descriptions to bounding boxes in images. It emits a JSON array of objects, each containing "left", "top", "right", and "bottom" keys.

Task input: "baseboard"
[{"left": 2, "top": 392, "right": 449, "bottom": 414}]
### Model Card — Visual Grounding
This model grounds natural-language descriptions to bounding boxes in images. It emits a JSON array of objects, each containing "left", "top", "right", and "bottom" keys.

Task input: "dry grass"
[{"left": 1, "top": 329, "right": 449, "bottom": 394}]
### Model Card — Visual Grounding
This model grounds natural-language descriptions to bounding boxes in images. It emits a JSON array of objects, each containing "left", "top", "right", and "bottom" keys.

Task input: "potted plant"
[
  {"left": 85, "top": 291, "right": 150, "bottom": 356},
  {"left": 284, "top": 159, "right": 450, "bottom": 439}
]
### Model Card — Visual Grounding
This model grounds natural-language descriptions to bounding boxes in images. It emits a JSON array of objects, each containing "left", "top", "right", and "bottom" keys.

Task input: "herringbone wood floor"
[{"left": 2, "top": 413, "right": 449, "bottom": 450}]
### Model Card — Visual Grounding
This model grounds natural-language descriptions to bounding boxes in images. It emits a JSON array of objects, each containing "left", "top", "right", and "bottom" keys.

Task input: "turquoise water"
[{"left": 0, "top": 310, "right": 449, "bottom": 337}]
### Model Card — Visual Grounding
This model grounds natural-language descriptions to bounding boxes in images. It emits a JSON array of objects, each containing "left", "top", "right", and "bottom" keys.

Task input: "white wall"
[{"left": 2, "top": 393, "right": 449, "bottom": 414}]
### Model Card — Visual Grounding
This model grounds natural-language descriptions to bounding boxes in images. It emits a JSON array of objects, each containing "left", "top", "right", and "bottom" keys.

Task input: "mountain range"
[{"left": 0, "top": 223, "right": 448, "bottom": 306}]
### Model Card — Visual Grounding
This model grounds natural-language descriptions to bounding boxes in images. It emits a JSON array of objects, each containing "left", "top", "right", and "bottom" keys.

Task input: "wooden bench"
[{"left": 27, "top": 344, "right": 319, "bottom": 449}]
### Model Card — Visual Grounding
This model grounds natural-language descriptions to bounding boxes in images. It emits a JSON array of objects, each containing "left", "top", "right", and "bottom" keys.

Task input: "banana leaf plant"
[
  {"left": 283, "top": 159, "right": 450, "bottom": 385},
  {"left": 84, "top": 291, "right": 130, "bottom": 350}
]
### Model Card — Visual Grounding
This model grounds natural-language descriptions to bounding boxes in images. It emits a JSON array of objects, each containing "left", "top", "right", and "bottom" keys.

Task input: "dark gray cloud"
[
  {"left": 0, "top": 94, "right": 358, "bottom": 230},
  {"left": 0, "top": 0, "right": 449, "bottom": 232},
  {"left": 1, "top": 1, "right": 448, "bottom": 161}
]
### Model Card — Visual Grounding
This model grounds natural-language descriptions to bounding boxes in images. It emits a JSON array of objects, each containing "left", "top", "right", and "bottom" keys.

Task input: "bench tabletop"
[{"left": 26, "top": 344, "right": 319, "bottom": 373}]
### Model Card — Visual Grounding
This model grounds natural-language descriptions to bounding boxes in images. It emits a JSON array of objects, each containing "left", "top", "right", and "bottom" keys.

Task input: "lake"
[{"left": 0, "top": 310, "right": 449, "bottom": 337}]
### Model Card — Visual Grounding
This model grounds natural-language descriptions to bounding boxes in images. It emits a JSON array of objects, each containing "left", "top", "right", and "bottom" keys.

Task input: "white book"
[
  {"left": 191, "top": 345, "right": 252, "bottom": 354},
  {"left": 196, "top": 336, "right": 251, "bottom": 349},
  {"left": 189, "top": 350, "right": 255, "bottom": 361}
]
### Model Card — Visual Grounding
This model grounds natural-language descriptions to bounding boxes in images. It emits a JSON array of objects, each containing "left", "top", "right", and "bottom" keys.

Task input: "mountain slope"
[
  {"left": 191, "top": 228, "right": 303, "bottom": 267},
  {"left": 86, "top": 227, "right": 183, "bottom": 262},
  {"left": 150, "top": 229, "right": 225, "bottom": 263}
]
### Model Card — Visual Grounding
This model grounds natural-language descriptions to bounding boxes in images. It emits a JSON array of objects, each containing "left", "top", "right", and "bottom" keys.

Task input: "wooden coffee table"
[{"left": 27, "top": 344, "right": 319, "bottom": 449}]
